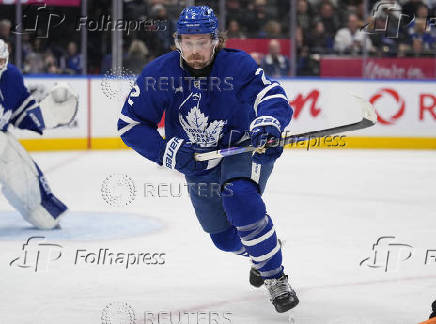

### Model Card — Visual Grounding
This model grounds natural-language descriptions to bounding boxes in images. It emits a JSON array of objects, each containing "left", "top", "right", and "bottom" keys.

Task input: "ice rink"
[{"left": 0, "top": 148, "right": 435, "bottom": 324}]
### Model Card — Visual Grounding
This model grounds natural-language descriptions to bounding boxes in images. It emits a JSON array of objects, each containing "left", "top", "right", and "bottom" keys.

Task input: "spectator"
[
  {"left": 317, "top": 2, "right": 340, "bottom": 39},
  {"left": 410, "top": 18, "right": 435, "bottom": 55},
  {"left": 297, "top": 0, "right": 312, "bottom": 34},
  {"left": 227, "top": 20, "right": 246, "bottom": 38},
  {"left": 226, "top": 0, "right": 243, "bottom": 23},
  {"left": 242, "top": 0, "right": 268, "bottom": 37},
  {"left": 65, "top": 41, "right": 82, "bottom": 74},
  {"left": 0, "top": 19, "right": 14, "bottom": 58},
  {"left": 250, "top": 52, "right": 262, "bottom": 66},
  {"left": 263, "top": 20, "right": 283, "bottom": 38},
  {"left": 402, "top": 0, "right": 422, "bottom": 19},
  {"left": 416, "top": 3, "right": 429, "bottom": 18},
  {"left": 261, "top": 39, "right": 289, "bottom": 77},
  {"left": 23, "top": 53, "right": 44, "bottom": 74},
  {"left": 0, "top": 19, "right": 12, "bottom": 42},
  {"left": 123, "top": 39, "right": 151, "bottom": 74},
  {"left": 44, "top": 52, "right": 61, "bottom": 74},
  {"left": 150, "top": 4, "right": 176, "bottom": 56},
  {"left": 307, "top": 20, "right": 334, "bottom": 53},
  {"left": 334, "top": 13, "right": 374, "bottom": 54}
]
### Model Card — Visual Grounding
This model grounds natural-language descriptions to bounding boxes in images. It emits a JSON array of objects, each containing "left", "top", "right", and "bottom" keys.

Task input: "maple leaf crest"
[{"left": 179, "top": 93, "right": 226, "bottom": 147}]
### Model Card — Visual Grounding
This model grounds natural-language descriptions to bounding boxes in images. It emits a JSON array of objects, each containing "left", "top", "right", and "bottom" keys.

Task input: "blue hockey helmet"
[{"left": 176, "top": 6, "right": 219, "bottom": 38}]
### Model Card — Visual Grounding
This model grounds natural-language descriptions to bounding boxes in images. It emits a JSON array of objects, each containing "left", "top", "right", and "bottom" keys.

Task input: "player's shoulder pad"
[
  {"left": 3, "top": 63, "right": 24, "bottom": 81},
  {"left": 138, "top": 50, "right": 180, "bottom": 78},
  {"left": 217, "top": 48, "right": 258, "bottom": 77}
]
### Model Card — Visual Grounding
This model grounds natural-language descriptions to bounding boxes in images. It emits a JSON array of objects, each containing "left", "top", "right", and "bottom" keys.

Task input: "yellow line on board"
[
  {"left": 18, "top": 136, "right": 436, "bottom": 151},
  {"left": 19, "top": 138, "right": 89, "bottom": 151}
]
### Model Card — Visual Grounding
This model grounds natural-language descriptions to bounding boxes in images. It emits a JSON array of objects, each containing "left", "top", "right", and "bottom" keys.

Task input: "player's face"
[
  {"left": 180, "top": 34, "right": 214, "bottom": 69},
  {"left": 0, "top": 58, "right": 6, "bottom": 70}
]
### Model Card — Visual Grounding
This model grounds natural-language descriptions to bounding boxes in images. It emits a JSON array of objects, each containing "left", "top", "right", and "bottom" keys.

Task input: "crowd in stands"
[{"left": 0, "top": 0, "right": 435, "bottom": 76}]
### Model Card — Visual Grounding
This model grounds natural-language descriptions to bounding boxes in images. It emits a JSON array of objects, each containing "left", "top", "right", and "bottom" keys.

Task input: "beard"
[{"left": 186, "top": 54, "right": 209, "bottom": 69}]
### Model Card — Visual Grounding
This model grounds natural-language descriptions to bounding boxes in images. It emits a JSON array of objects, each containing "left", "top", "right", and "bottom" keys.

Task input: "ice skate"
[
  {"left": 264, "top": 274, "right": 299, "bottom": 313},
  {"left": 249, "top": 239, "right": 283, "bottom": 288},
  {"left": 249, "top": 267, "right": 264, "bottom": 288}
]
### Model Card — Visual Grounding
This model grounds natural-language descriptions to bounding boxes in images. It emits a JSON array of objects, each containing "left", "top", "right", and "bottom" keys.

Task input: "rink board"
[{"left": 14, "top": 76, "right": 436, "bottom": 151}]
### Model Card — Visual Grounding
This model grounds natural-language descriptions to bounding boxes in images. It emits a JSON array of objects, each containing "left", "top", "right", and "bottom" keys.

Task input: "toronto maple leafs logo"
[
  {"left": 179, "top": 92, "right": 226, "bottom": 147},
  {"left": 0, "top": 103, "right": 12, "bottom": 129}
]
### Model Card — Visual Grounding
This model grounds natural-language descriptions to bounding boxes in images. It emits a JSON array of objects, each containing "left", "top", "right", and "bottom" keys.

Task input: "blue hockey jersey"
[
  {"left": 0, "top": 64, "right": 45, "bottom": 134},
  {"left": 118, "top": 48, "right": 293, "bottom": 165}
]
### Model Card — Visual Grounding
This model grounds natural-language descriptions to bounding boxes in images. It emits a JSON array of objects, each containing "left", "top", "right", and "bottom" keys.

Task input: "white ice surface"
[{"left": 0, "top": 149, "right": 435, "bottom": 324}]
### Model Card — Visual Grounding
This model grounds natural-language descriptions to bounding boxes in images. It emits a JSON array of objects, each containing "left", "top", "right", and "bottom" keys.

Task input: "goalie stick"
[{"left": 194, "top": 95, "right": 378, "bottom": 162}]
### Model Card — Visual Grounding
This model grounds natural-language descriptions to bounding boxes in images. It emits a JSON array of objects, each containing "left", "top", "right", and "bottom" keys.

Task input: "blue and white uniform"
[
  {"left": 0, "top": 59, "right": 67, "bottom": 229},
  {"left": 0, "top": 64, "right": 45, "bottom": 134},
  {"left": 118, "top": 6, "right": 293, "bottom": 280}
]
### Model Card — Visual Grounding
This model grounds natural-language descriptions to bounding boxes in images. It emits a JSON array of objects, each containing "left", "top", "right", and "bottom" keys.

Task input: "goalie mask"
[
  {"left": 0, "top": 39, "right": 9, "bottom": 79},
  {"left": 175, "top": 6, "right": 219, "bottom": 68}
]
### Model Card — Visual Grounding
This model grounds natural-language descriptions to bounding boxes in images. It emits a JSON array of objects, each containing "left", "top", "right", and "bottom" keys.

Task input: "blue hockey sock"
[
  {"left": 222, "top": 179, "right": 283, "bottom": 279},
  {"left": 210, "top": 226, "right": 248, "bottom": 256}
]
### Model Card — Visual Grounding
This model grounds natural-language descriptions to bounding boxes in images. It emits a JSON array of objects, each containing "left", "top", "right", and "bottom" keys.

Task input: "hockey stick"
[{"left": 194, "top": 95, "right": 377, "bottom": 162}]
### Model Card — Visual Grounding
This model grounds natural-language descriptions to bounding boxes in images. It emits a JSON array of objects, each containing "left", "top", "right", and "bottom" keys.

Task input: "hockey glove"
[
  {"left": 250, "top": 116, "right": 283, "bottom": 164},
  {"left": 160, "top": 137, "right": 209, "bottom": 176}
]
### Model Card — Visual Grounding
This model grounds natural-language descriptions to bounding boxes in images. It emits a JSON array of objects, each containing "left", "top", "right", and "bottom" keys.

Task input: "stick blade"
[{"left": 351, "top": 94, "right": 378, "bottom": 125}]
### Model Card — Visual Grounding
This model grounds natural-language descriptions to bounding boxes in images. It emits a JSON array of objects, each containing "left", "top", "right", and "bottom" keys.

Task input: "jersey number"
[
  {"left": 255, "top": 68, "right": 272, "bottom": 86},
  {"left": 127, "top": 84, "right": 140, "bottom": 106}
]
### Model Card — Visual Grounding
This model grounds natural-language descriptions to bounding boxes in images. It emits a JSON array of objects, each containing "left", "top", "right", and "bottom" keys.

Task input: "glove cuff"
[
  {"left": 249, "top": 116, "right": 281, "bottom": 133},
  {"left": 162, "top": 137, "right": 184, "bottom": 169}
]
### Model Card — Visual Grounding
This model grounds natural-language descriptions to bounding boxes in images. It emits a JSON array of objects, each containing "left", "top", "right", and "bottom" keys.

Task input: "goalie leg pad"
[{"left": 0, "top": 131, "right": 67, "bottom": 229}]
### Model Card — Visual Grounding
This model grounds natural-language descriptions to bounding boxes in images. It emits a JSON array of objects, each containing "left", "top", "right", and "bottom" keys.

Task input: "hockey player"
[
  {"left": 0, "top": 39, "right": 78, "bottom": 229},
  {"left": 118, "top": 6, "right": 299, "bottom": 313}
]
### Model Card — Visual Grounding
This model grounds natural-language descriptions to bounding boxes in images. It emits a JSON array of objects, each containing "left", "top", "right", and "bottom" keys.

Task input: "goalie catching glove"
[{"left": 39, "top": 82, "right": 78, "bottom": 129}]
